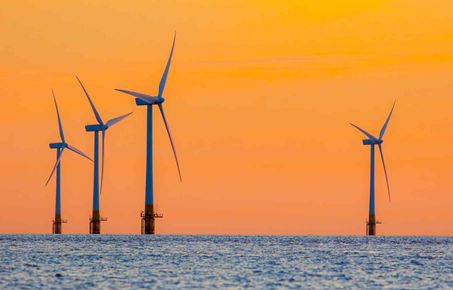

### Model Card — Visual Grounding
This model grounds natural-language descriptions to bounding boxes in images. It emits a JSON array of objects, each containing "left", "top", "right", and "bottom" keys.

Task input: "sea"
[{"left": 0, "top": 235, "right": 452, "bottom": 289}]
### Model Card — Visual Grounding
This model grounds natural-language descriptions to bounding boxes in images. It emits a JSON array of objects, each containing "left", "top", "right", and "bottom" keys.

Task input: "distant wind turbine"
[
  {"left": 350, "top": 101, "right": 395, "bottom": 236},
  {"left": 46, "top": 90, "right": 92, "bottom": 234},
  {"left": 115, "top": 33, "right": 182, "bottom": 234},
  {"left": 76, "top": 77, "right": 132, "bottom": 234}
]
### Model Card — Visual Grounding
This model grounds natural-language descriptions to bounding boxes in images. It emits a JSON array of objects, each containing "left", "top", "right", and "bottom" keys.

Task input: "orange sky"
[{"left": 0, "top": 0, "right": 452, "bottom": 235}]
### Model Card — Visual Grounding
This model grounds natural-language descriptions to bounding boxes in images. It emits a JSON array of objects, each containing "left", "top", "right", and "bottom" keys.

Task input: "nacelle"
[
  {"left": 362, "top": 139, "right": 383, "bottom": 145},
  {"left": 85, "top": 124, "right": 108, "bottom": 132},
  {"left": 49, "top": 142, "right": 66, "bottom": 149},
  {"left": 135, "top": 97, "right": 164, "bottom": 106}
]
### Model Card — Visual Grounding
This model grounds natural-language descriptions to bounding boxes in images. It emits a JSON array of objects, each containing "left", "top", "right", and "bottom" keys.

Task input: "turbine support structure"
[
  {"left": 89, "top": 210, "right": 107, "bottom": 234},
  {"left": 52, "top": 214, "right": 67, "bottom": 234},
  {"left": 367, "top": 215, "right": 376, "bottom": 236},
  {"left": 141, "top": 204, "right": 163, "bottom": 234},
  {"left": 141, "top": 101, "right": 164, "bottom": 234},
  {"left": 85, "top": 125, "right": 107, "bottom": 234},
  {"left": 54, "top": 147, "right": 62, "bottom": 234},
  {"left": 53, "top": 214, "right": 62, "bottom": 234},
  {"left": 49, "top": 143, "right": 67, "bottom": 234},
  {"left": 368, "top": 143, "right": 376, "bottom": 235},
  {"left": 363, "top": 140, "right": 382, "bottom": 236}
]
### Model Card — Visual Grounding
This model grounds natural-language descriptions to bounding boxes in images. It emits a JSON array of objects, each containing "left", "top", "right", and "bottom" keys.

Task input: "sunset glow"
[{"left": 1, "top": 0, "right": 452, "bottom": 235}]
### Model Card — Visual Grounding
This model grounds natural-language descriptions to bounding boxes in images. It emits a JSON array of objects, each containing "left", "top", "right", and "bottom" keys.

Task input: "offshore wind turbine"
[
  {"left": 350, "top": 101, "right": 395, "bottom": 236},
  {"left": 76, "top": 77, "right": 132, "bottom": 234},
  {"left": 46, "top": 90, "right": 92, "bottom": 234},
  {"left": 115, "top": 33, "right": 182, "bottom": 234}
]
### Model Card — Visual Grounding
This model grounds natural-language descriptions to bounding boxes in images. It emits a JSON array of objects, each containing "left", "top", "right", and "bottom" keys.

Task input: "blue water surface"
[{"left": 0, "top": 235, "right": 452, "bottom": 289}]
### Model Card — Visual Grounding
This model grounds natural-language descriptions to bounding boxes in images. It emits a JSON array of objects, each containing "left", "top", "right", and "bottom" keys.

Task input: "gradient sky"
[{"left": 1, "top": 0, "right": 452, "bottom": 235}]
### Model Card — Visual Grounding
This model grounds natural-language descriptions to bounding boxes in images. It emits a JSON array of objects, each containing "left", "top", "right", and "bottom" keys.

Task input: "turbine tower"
[
  {"left": 46, "top": 90, "right": 92, "bottom": 234},
  {"left": 350, "top": 101, "right": 395, "bottom": 236},
  {"left": 77, "top": 77, "right": 132, "bottom": 234},
  {"left": 115, "top": 33, "right": 182, "bottom": 234}
]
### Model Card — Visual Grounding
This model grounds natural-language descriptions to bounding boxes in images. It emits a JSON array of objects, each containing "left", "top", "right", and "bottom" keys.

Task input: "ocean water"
[{"left": 0, "top": 235, "right": 452, "bottom": 289}]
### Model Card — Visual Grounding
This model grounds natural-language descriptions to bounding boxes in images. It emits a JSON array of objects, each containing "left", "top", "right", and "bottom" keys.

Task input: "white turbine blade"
[
  {"left": 379, "top": 100, "right": 396, "bottom": 140},
  {"left": 378, "top": 144, "right": 391, "bottom": 202},
  {"left": 45, "top": 148, "right": 65, "bottom": 186},
  {"left": 158, "top": 32, "right": 176, "bottom": 98},
  {"left": 350, "top": 123, "right": 378, "bottom": 141},
  {"left": 100, "top": 130, "right": 105, "bottom": 195},
  {"left": 76, "top": 76, "right": 104, "bottom": 125},
  {"left": 115, "top": 89, "right": 153, "bottom": 104},
  {"left": 52, "top": 90, "right": 65, "bottom": 143},
  {"left": 66, "top": 144, "right": 93, "bottom": 161},
  {"left": 158, "top": 104, "right": 182, "bottom": 181},
  {"left": 106, "top": 112, "right": 133, "bottom": 128}
]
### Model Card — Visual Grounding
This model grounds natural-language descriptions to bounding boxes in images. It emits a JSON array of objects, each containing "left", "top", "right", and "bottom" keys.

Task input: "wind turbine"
[
  {"left": 115, "top": 33, "right": 182, "bottom": 234},
  {"left": 46, "top": 90, "right": 92, "bottom": 234},
  {"left": 76, "top": 76, "right": 132, "bottom": 234},
  {"left": 350, "top": 101, "right": 395, "bottom": 236}
]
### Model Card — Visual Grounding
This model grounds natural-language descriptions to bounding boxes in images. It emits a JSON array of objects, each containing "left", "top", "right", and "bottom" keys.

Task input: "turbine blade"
[
  {"left": 66, "top": 144, "right": 93, "bottom": 162},
  {"left": 378, "top": 144, "right": 391, "bottom": 202},
  {"left": 100, "top": 130, "right": 105, "bottom": 195},
  {"left": 76, "top": 76, "right": 104, "bottom": 125},
  {"left": 45, "top": 148, "right": 65, "bottom": 186},
  {"left": 114, "top": 89, "right": 153, "bottom": 104},
  {"left": 158, "top": 32, "right": 176, "bottom": 98},
  {"left": 52, "top": 90, "right": 65, "bottom": 143},
  {"left": 350, "top": 123, "right": 378, "bottom": 141},
  {"left": 106, "top": 112, "right": 133, "bottom": 128},
  {"left": 158, "top": 104, "right": 182, "bottom": 181},
  {"left": 379, "top": 100, "right": 396, "bottom": 140}
]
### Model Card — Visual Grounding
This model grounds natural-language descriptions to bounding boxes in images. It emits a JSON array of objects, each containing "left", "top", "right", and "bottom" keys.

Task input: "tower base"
[
  {"left": 367, "top": 214, "right": 376, "bottom": 236},
  {"left": 90, "top": 210, "right": 101, "bottom": 234},
  {"left": 142, "top": 204, "right": 155, "bottom": 234},
  {"left": 53, "top": 214, "right": 62, "bottom": 234},
  {"left": 141, "top": 204, "right": 163, "bottom": 234}
]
